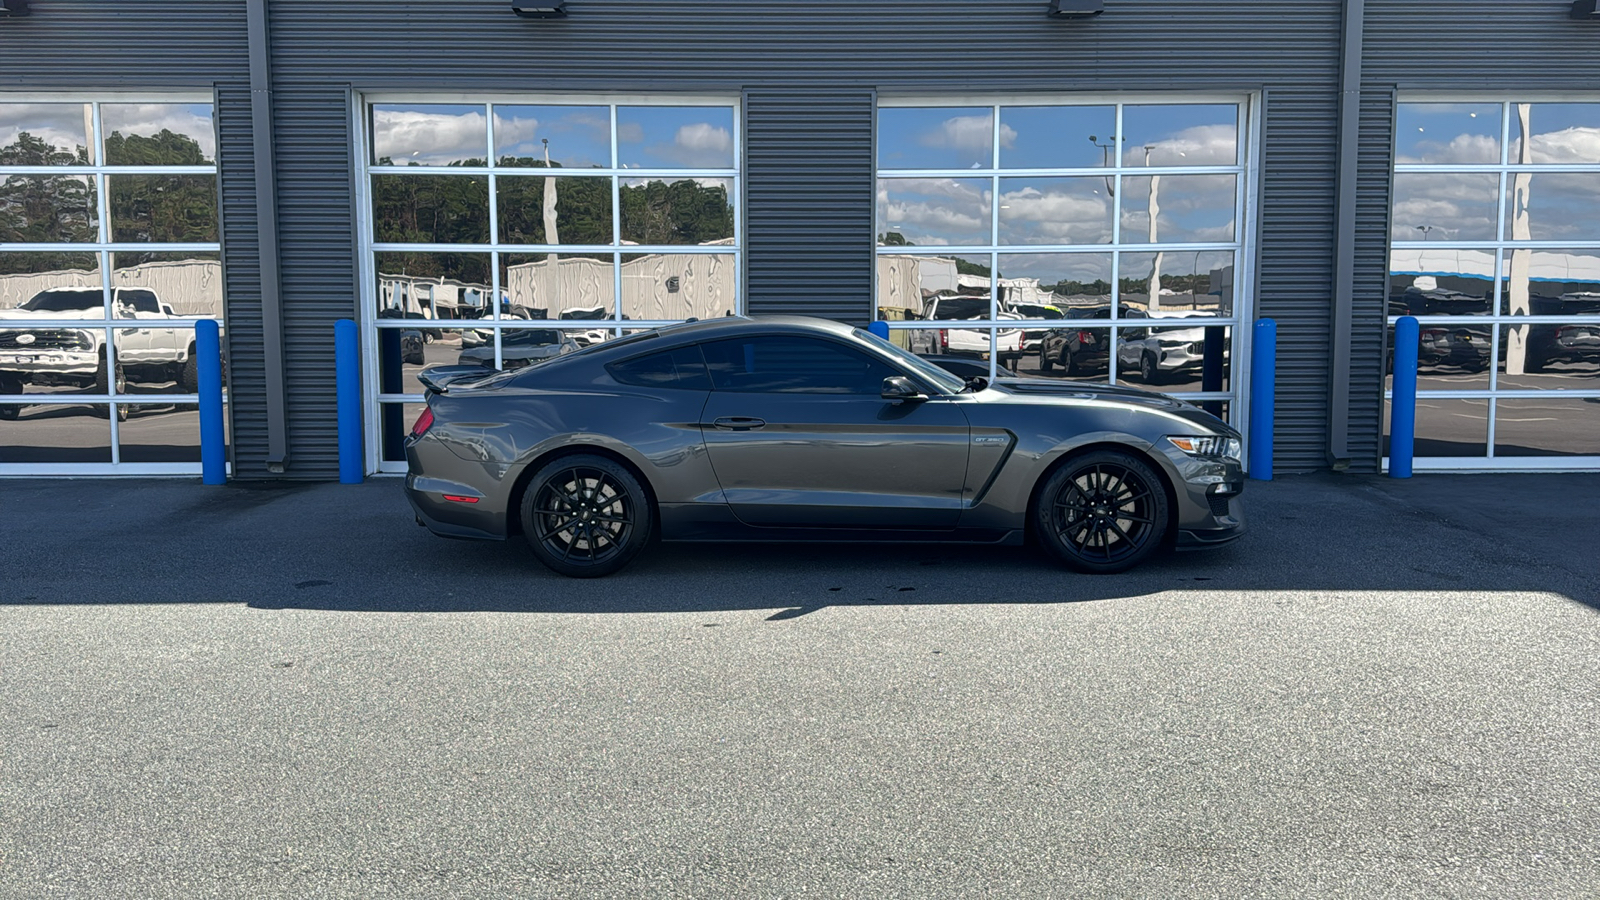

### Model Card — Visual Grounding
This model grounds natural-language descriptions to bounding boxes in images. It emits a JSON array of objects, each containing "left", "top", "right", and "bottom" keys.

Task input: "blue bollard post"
[
  {"left": 336, "top": 318, "right": 363, "bottom": 484},
  {"left": 196, "top": 319, "right": 226, "bottom": 485},
  {"left": 1249, "top": 319, "right": 1276, "bottom": 481},
  {"left": 868, "top": 321, "right": 890, "bottom": 341},
  {"left": 1390, "top": 316, "right": 1419, "bottom": 479}
]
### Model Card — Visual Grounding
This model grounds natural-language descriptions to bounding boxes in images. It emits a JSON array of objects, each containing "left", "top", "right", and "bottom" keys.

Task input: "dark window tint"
[
  {"left": 21, "top": 289, "right": 101, "bottom": 312},
  {"left": 120, "top": 289, "right": 160, "bottom": 313},
  {"left": 926, "top": 298, "right": 990, "bottom": 320},
  {"left": 608, "top": 346, "right": 711, "bottom": 390},
  {"left": 701, "top": 336, "right": 898, "bottom": 394}
]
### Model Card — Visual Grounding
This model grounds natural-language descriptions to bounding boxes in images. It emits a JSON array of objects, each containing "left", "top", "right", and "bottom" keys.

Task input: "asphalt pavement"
[{"left": 1, "top": 472, "right": 1597, "bottom": 898}]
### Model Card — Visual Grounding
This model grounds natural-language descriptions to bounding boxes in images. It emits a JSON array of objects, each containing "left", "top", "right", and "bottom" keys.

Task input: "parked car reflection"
[
  {"left": 1039, "top": 305, "right": 1147, "bottom": 375},
  {"left": 458, "top": 328, "right": 582, "bottom": 369}
]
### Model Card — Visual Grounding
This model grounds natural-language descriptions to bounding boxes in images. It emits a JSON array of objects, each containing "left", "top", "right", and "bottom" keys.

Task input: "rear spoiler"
[{"left": 417, "top": 364, "right": 493, "bottom": 396}]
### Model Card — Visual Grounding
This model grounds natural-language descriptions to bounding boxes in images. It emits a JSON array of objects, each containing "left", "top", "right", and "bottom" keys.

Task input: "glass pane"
[
  {"left": 118, "top": 405, "right": 202, "bottom": 463},
  {"left": 1120, "top": 175, "right": 1236, "bottom": 244},
  {"left": 1394, "top": 321, "right": 1491, "bottom": 389},
  {"left": 998, "top": 177, "right": 1113, "bottom": 245},
  {"left": 101, "top": 103, "right": 215, "bottom": 165},
  {"left": 1502, "top": 320, "right": 1600, "bottom": 383},
  {"left": 107, "top": 174, "right": 218, "bottom": 243},
  {"left": 997, "top": 252, "right": 1111, "bottom": 377},
  {"left": 876, "top": 252, "right": 990, "bottom": 319},
  {"left": 1501, "top": 248, "right": 1600, "bottom": 321},
  {"left": 497, "top": 174, "right": 613, "bottom": 245},
  {"left": 491, "top": 326, "right": 587, "bottom": 369},
  {"left": 493, "top": 105, "right": 611, "bottom": 169},
  {"left": 0, "top": 103, "right": 91, "bottom": 165},
  {"left": 107, "top": 253, "right": 221, "bottom": 396},
  {"left": 0, "top": 254, "right": 106, "bottom": 400},
  {"left": 1116, "top": 324, "right": 1231, "bottom": 392},
  {"left": 878, "top": 107, "right": 994, "bottom": 170},
  {"left": 1388, "top": 251, "right": 1495, "bottom": 316},
  {"left": 502, "top": 252, "right": 616, "bottom": 320},
  {"left": 0, "top": 403, "right": 112, "bottom": 463},
  {"left": 371, "top": 104, "right": 486, "bottom": 167},
  {"left": 1394, "top": 103, "right": 1501, "bottom": 164},
  {"left": 1516, "top": 103, "right": 1600, "bottom": 165},
  {"left": 379, "top": 402, "right": 427, "bottom": 463},
  {"left": 621, "top": 252, "right": 736, "bottom": 320},
  {"left": 372, "top": 252, "right": 493, "bottom": 321},
  {"left": 0, "top": 175, "right": 99, "bottom": 243},
  {"left": 371, "top": 174, "right": 489, "bottom": 244},
  {"left": 616, "top": 106, "right": 735, "bottom": 169},
  {"left": 1384, "top": 397, "right": 1488, "bottom": 458},
  {"left": 701, "top": 336, "right": 899, "bottom": 394},
  {"left": 377, "top": 328, "right": 469, "bottom": 397},
  {"left": 1390, "top": 173, "right": 1500, "bottom": 242},
  {"left": 1022, "top": 324, "right": 1112, "bottom": 382},
  {"left": 1121, "top": 105, "right": 1239, "bottom": 167},
  {"left": 877, "top": 178, "right": 990, "bottom": 247},
  {"left": 999, "top": 106, "right": 1116, "bottom": 170},
  {"left": 0, "top": 252, "right": 102, "bottom": 313},
  {"left": 619, "top": 177, "right": 734, "bottom": 245},
  {"left": 1119, "top": 250, "right": 1234, "bottom": 316},
  {"left": 1504, "top": 173, "right": 1600, "bottom": 241},
  {"left": 1494, "top": 397, "right": 1600, "bottom": 457}
]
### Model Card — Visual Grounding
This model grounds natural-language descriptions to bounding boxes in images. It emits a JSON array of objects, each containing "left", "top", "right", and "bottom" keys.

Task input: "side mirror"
[{"left": 881, "top": 375, "right": 926, "bottom": 403}]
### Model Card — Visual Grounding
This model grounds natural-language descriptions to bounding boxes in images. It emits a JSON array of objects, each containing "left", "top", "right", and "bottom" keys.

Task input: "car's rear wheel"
[
  {"left": 520, "top": 454, "right": 652, "bottom": 578},
  {"left": 1038, "top": 347, "right": 1055, "bottom": 372},
  {"left": 1034, "top": 450, "right": 1168, "bottom": 574},
  {"left": 1140, "top": 352, "right": 1160, "bottom": 383},
  {"left": 0, "top": 374, "right": 22, "bottom": 420}
]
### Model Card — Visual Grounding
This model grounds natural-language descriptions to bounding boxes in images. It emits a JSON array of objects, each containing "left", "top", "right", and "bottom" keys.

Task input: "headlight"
[{"left": 1167, "top": 435, "right": 1241, "bottom": 461}]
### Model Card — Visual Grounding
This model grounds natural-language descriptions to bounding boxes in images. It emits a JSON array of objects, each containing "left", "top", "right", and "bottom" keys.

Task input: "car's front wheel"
[
  {"left": 1034, "top": 450, "right": 1168, "bottom": 574},
  {"left": 520, "top": 454, "right": 653, "bottom": 578}
]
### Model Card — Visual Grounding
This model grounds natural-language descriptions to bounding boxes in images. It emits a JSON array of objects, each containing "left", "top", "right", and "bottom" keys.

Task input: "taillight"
[
  {"left": 1078, "top": 330, "right": 1094, "bottom": 344},
  {"left": 411, "top": 407, "right": 434, "bottom": 437},
  {"left": 939, "top": 329, "right": 948, "bottom": 349}
]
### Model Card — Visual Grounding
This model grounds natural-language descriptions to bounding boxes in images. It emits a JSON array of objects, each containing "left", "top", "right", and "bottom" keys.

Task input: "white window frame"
[
  {"left": 0, "top": 92, "right": 224, "bottom": 478},
  {"left": 872, "top": 92, "right": 1261, "bottom": 442},
  {"left": 355, "top": 93, "right": 743, "bottom": 475},
  {"left": 1387, "top": 93, "right": 1600, "bottom": 472}
]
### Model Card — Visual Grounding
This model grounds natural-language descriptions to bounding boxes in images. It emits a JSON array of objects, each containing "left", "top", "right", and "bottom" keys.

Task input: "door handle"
[{"left": 712, "top": 416, "right": 765, "bottom": 431}]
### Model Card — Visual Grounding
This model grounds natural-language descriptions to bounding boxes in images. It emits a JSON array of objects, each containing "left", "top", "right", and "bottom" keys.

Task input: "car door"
[
  {"left": 112, "top": 289, "right": 156, "bottom": 365},
  {"left": 697, "top": 334, "right": 970, "bottom": 529}
]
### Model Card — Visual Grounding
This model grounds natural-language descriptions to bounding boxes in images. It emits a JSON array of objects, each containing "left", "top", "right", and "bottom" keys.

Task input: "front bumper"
[{"left": 0, "top": 350, "right": 99, "bottom": 377}]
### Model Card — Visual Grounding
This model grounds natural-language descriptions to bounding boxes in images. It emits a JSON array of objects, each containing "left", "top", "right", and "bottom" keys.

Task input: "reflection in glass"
[
  {"left": 1384, "top": 397, "right": 1488, "bottom": 458},
  {"left": 999, "top": 106, "right": 1115, "bottom": 170},
  {"left": 877, "top": 107, "right": 994, "bottom": 170},
  {"left": 876, "top": 178, "right": 990, "bottom": 247},
  {"left": 489, "top": 327, "right": 588, "bottom": 369},
  {"left": 0, "top": 175, "right": 99, "bottom": 243},
  {"left": 1390, "top": 173, "right": 1500, "bottom": 242},
  {"left": 1503, "top": 174, "right": 1600, "bottom": 242},
  {"left": 1120, "top": 175, "right": 1237, "bottom": 244},
  {"left": 1405, "top": 321, "right": 1492, "bottom": 389},
  {"left": 1504, "top": 320, "right": 1600, "bottom": 383},
  {"left": 0, "top": 252, "right": 102, "bottom": 314},
  {"left": 1026, "top": 323, "right": 1113, "bottom": 381},
  {"left": 1519, "top": 103, "right": 1600, "bottom": 165},
  {"left": 371, "top": 174, "right": 489, "bottom": 244},
  {"left": 502, "top": 253, "right": 616, "bottom": 319},
  {"left": 998, "top": 253, "right": 1112, "bottom": 307},
  {"left": 112, "top": 252, "right": 222, "bottom": 317},
  {"left": 616, "top": 107, "right": 736, "bottom": 169},
  {"left": 1494, "top": 398, "right": 1600, "bottom": 457},
  {"left": 876, "top": 252, "right": 990, "bottom": 319},
  {"left": 619, "top": 177, "right": 734, "bottom": 245},
  {"left": 373, "top": 252, "right": 493, "bottom": 321},
  {"left": 118, "top": 405, "right": 203, "bottom": 462},
  {"left": 371, "top": 104, "right": 487, "bottom": 167},
  {"left": 621, "top": 253, "right": 736, "bottom": 320},
  {"left": 1387, "top": 253, "right": 1495, "bottom": 316},
  {"left": 497, "top": 174, "right": 613, "bottom": 246},
  {"left": 1394, "top": 103, "right": 1501, "bottom": 164},
  {"left": 494, "top": 105, "right": 611, "bottom": 169},
  {"left": 998, "top": 178, "right": 1112, "bottom": 245},
  {"left": 0, "top": 404, "right": 113, "bottom": 462},
  {"left": 108, "top": 174, "right": 219, "bottom": 243},
  {"left": 1121, "top": 105, "right": 1239, "bottom": 167},
  {"left": 102, "top": 103, "right": 215, "bottom": 165},
  {"left": 1117, "top": 324, "right": 1230, "bottom": 392},
  {"left": 0, "top": 103, "right": 91, "bottom": 165},
  {"left": 379, "top": 328, "right": 465, "bottom": 398},
  {"left": 1120, "top": 251, "right": 1233, "bottom": 316},
  {"left": 380, "top": 402, "right": 428, "bottom": 463}
]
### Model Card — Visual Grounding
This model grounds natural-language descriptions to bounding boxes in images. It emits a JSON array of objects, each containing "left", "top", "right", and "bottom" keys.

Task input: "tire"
[
  {"left": 1038, "top": 347, "right": 1055, "bottom": 373},
  {"left": 1140, "top": 352, "right": 1160, "bottom": 384},
  {"left": 520, "top": 454, "right": 653, "bottom": 578},
  {"left": 179, "top": 353, "right": 199, "bottom": 393},
  {"left": 0, "top": 374, "right": 21, "bottom": 420},
  {"left": 1065, "top": 350, "right": 1083, "bottom": 377},
  {"left": 93, "top": 356, "right": 129, "bottom": 421},
  {"left": 1033, "top": 450, "right": 1169, "bottom": 574}
]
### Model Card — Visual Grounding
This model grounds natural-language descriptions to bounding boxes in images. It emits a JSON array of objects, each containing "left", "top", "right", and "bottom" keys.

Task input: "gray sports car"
[{"left": 405, "top": 316, "right": 1245, "bottom": 577}]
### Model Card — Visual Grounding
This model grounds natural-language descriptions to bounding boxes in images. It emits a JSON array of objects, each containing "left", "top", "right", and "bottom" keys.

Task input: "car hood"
[{"left": 989, "top": 377, "right": 1236, "bottom": 433}]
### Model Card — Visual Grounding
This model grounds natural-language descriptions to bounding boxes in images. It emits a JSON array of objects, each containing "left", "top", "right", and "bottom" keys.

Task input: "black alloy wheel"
[
  {"left": 520, "top": 454, "right": 652, "bottom": 578},
  {"left": 1035, "top": 450, "right": 1169, "bottom": 574}
]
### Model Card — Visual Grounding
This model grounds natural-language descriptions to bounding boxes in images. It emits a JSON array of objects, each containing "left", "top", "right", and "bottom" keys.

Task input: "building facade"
[{"left": 1, "top": 0, "right": 1597, "bottom": 478}]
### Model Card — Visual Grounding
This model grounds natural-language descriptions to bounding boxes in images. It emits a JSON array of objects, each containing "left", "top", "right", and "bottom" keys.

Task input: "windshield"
[
  {"left": 926, "top": 298, "right": 989, "bottom": 320},
  {"left": 20, "top": 290, "right": 101, "bottom": 312},
  {"left": 851, "top": 328, "right": 967, "bottom": 394}
]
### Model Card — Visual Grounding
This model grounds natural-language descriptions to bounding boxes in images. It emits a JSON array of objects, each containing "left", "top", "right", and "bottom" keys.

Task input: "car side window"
[
  {"left": 700, "top": 336, "right": 898, "bottom": 394},
  {"left": 607, "top": 346, "right": 711, "bottom": 390},
  {"left": 121, "top": 290, "right": 161, "bottom": 313}
]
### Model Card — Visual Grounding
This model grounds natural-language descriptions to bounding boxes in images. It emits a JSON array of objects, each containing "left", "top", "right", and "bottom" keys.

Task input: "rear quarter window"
[{"left": 607, "top": 346, "right": 712, "bottom": 390}]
